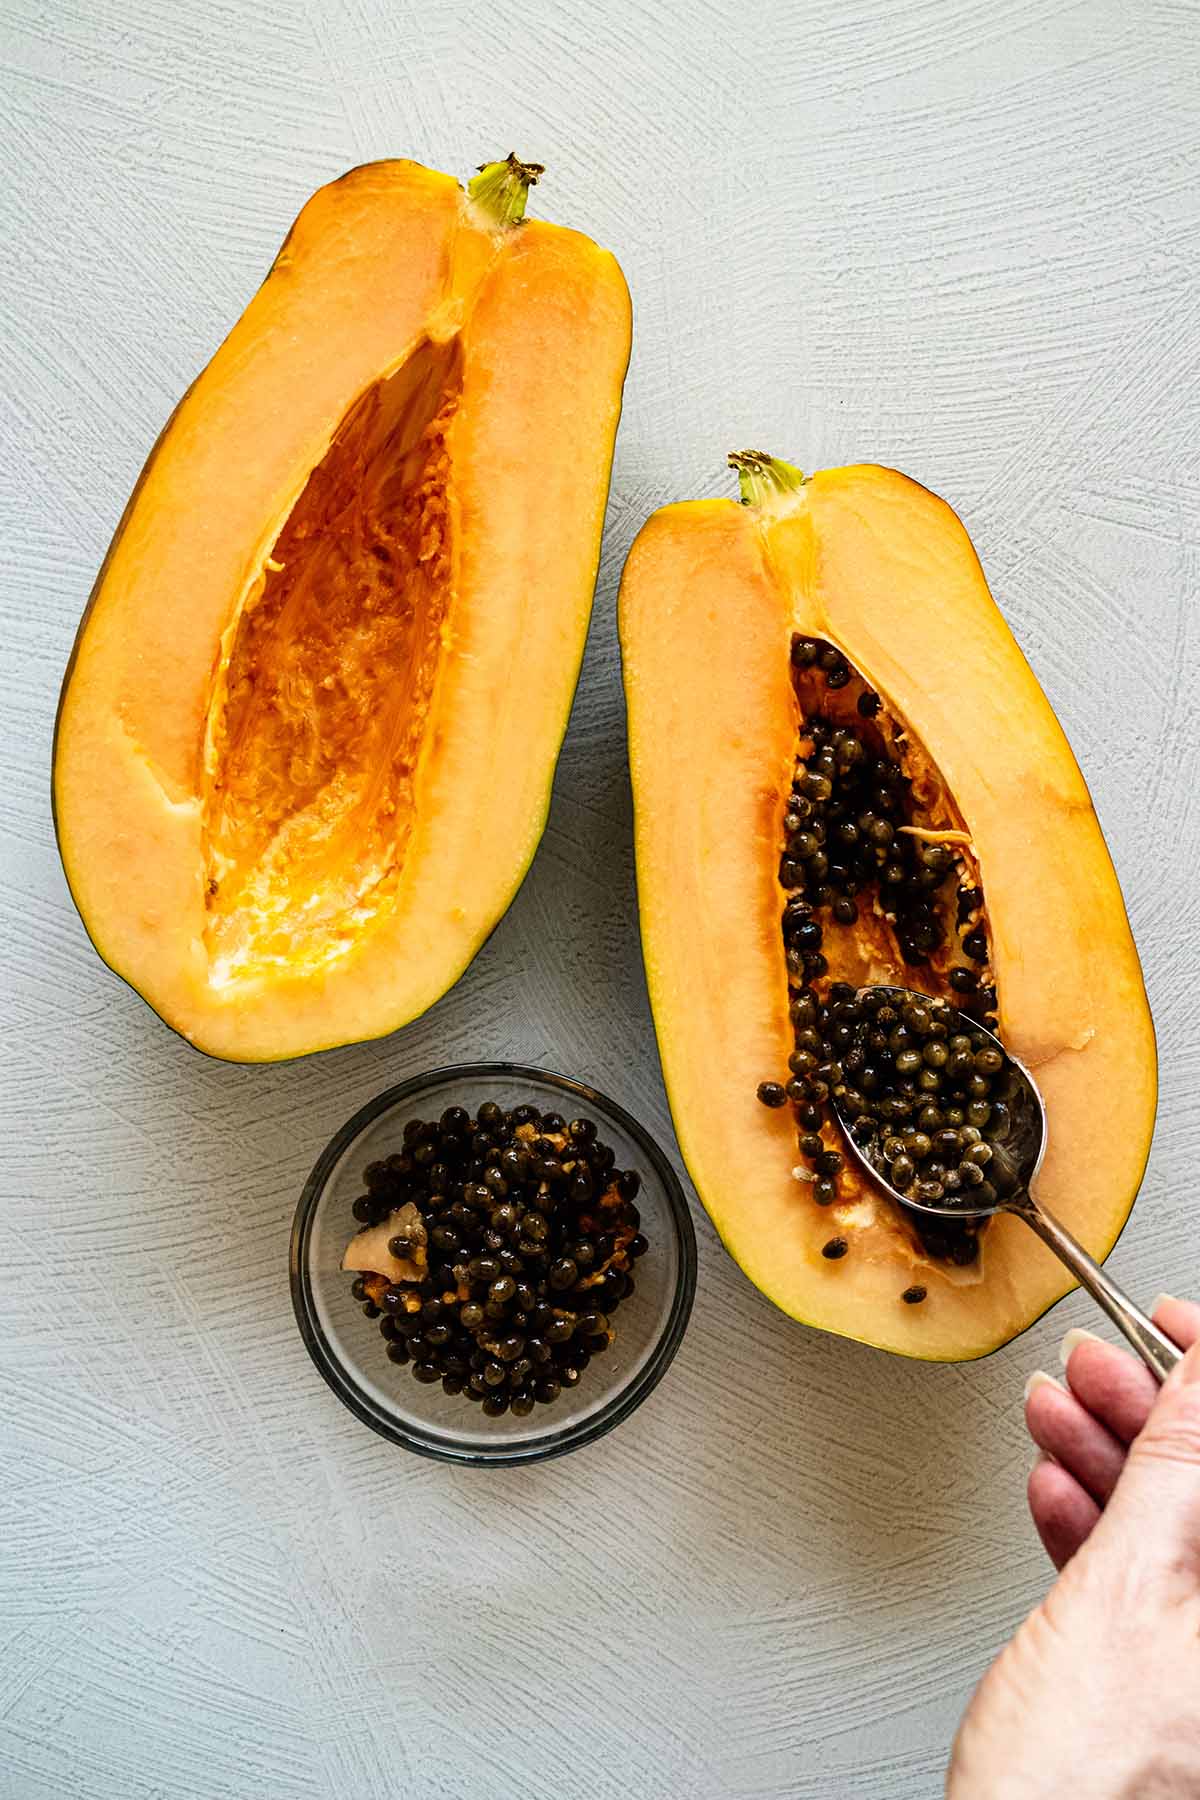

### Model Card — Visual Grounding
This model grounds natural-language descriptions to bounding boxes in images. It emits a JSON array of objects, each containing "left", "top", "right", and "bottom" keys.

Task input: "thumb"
[{"left": 1104, "top": 1337, "right": 1200, "bottom": 1570}]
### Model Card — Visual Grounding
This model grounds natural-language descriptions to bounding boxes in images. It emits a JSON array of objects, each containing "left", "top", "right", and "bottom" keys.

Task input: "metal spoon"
[{"left": 831, "top": 986, "right": 1180, "bottom": 1381}]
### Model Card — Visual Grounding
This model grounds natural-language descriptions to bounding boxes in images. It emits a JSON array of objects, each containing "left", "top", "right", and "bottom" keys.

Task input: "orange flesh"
[{"left": 202, "top": 338, "right": 461, "bottom": 983}]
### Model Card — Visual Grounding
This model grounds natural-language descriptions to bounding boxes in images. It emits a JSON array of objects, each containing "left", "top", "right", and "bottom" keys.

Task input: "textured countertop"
[{"left": 3, "top": 2, "right": 1197, "bottom": 1794}]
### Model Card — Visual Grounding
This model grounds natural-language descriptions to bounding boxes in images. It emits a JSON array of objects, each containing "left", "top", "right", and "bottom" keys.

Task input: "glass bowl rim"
[{"left": 290, "top": 1060, "right": 697, "bottom": 1467}]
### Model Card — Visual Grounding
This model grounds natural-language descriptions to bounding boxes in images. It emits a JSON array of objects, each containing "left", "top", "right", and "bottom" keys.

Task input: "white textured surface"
[{"left": 2, "top": 2, "right": 1198, "bottom": 1794}]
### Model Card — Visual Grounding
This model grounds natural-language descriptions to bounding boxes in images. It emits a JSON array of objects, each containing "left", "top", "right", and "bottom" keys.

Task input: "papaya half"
[
  {"left": 619, "top": 454, "right": 1155, "bottom": 1360},
  {"left": 53, "top": 156, "right": 631, "bottom": 1061}
]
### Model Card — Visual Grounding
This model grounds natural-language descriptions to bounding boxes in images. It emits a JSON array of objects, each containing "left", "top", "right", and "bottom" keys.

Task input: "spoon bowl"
[
  {"left": 832, "top": 985, "right": 1047, "bottom": 1223},
  {"left": 829, "top": 984, "right": 1179, "bottom": 1381}
]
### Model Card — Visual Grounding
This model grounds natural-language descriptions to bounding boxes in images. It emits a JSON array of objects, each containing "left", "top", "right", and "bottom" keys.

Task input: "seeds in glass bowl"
[{"left": 341, "top": 1103, "right": 647, "bottom": 1416}]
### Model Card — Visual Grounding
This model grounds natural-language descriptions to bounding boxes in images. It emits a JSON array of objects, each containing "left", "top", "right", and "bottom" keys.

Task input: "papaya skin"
[
  {"left": 619, "top": 462, "right": 1156, "bottom": 1361},
  {"left": 53, "top": 158, "right": 632, "bottom": 1062}
]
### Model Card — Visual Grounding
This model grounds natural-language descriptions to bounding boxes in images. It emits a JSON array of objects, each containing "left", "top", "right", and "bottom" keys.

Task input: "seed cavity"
[
  {"left": 757, "top": 634, "right": 1002, "bottom": 1272},
  {"left": 202, "top": 335, "right": 462, "bottom": 985}
]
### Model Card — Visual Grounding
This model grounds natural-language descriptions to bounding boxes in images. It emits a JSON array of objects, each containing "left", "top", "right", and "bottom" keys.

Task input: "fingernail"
[
  {"left": 1024, "top": 1370, "right": 1057, "bottom": 1403},
  {"left": 1059, "top": 1327, "right": 1101, "bottom": 1367},
  {"left": 1152, "top": 1293, "right": 1179, "bottom": 1314}
]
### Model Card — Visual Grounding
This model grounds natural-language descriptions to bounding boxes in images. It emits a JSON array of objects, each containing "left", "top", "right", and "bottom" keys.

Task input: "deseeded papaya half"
[
  {"left": 619, "top": 454, "right": 1155, "bottom": 1360},
  {"left": 53, "top": 156, "right": 631, "bottom": 1061}
]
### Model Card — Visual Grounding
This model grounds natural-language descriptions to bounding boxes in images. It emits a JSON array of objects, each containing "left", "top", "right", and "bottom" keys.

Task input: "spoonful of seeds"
[{"left": 830, "top": 986, "right": 1181, "bottom": 1381}]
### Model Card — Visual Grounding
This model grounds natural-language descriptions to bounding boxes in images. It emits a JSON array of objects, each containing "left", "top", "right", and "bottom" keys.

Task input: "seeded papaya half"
[
  {"left": 53, "top": 156, "right": 631, "bottom": 1061},
  {"left": 619, "top": 455, "right": 1155, "bottom": 1360}
]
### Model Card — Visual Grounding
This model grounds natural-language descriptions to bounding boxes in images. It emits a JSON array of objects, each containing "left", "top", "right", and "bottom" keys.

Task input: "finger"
[
  {"left": 1059, "top": 1299, "right": 1200, "bottom": 1445},
  {"left": 1105, "top": 1338, "right": 1200, "bottom": 1562},
  {"left": 1062, "top": 1335, "right": 1158, "bottom": 1445},
  {"left": 1028, "top": 1455, "right": 1101, "bottom": 1570},
  {"left": 1024, "top": 1372, "right": 1127, "bottom": 1504},
  {"left": 1153, "top": 1295, "right": 1200, "bottom": 1354}
]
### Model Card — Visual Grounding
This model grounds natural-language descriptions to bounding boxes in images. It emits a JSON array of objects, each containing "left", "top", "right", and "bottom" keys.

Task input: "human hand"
[
  {"left": 946, "top": 1299, "right": 1200, "bottom": 1797},
  {"left": 1024, "top": 1296, "right": 1200, "bottom": 1569}
]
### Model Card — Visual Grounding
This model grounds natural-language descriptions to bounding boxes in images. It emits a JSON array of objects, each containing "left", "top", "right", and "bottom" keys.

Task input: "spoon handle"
[{"left": 1014, "top": 1195, "right": 1183, "bottom": 1382}]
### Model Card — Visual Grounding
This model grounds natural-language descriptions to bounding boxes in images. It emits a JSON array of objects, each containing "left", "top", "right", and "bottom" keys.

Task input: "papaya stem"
[
  {"left": 728, "top": 449, "right": 807, "bottom": 507},
  {"left": 468, "top": 153, "right": 545, "bottom": 227}
]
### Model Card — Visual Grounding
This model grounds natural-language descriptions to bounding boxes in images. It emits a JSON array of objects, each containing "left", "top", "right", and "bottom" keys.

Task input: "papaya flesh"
[
  {"left": 619, "top": 456, "right": 1156, "bottom": 1360},
  {"left": 53, "top": 157, "right": 631, "bottom": 1061}
]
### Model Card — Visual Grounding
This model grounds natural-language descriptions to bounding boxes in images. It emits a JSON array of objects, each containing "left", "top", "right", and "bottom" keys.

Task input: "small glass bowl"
[{"left": 290, "top": 1062, "right": 696, "bottom": 1466}]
